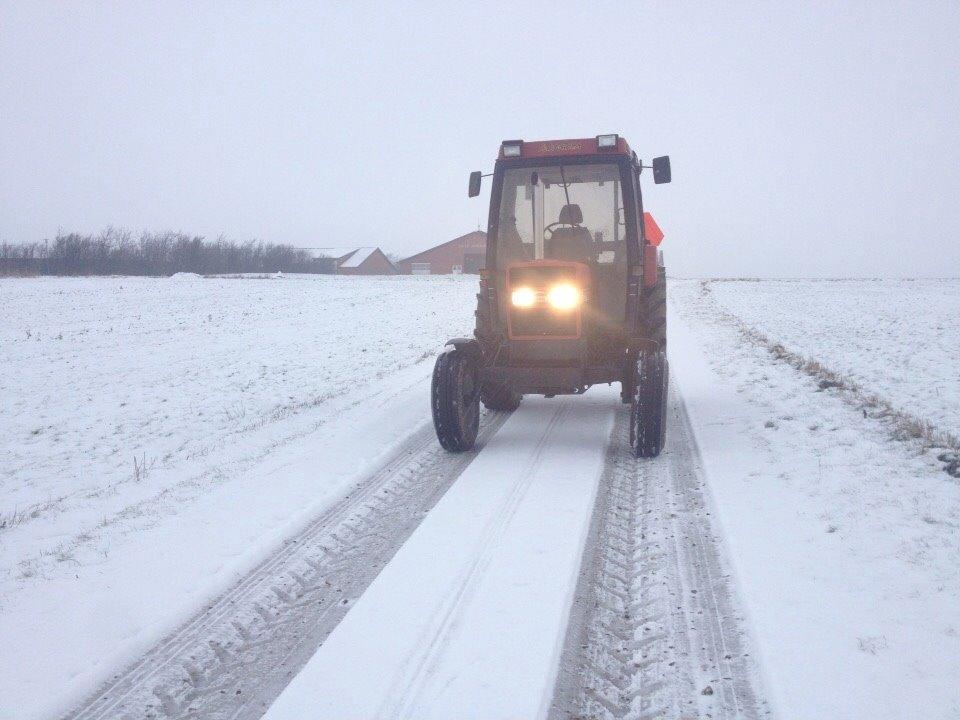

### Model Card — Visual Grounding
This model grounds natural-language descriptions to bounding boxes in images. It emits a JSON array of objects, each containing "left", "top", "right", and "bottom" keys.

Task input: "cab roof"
[{"left": 498, "top": 135, "right": 632, "bottom": 160}]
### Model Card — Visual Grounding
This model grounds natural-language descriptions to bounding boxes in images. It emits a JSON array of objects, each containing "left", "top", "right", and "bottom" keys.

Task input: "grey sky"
[{"left": 2, "top": 1, "right": 958, "bottom": 277}]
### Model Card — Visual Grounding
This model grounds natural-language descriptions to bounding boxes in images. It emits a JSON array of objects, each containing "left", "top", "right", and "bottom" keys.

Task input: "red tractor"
[{"left": 432, "top": 135, "right": 671, "bottom": 457}]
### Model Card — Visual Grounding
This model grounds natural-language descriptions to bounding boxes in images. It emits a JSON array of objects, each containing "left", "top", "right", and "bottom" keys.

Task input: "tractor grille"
[
  {"left": 506, "top": 263, "right": 585, "bottom": 339},
  {"left": 510, "top": 307, "right": 579, "bottom": 338}
]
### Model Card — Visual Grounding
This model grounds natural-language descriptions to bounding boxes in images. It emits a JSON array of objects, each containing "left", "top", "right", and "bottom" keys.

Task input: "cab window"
[{"left": 496, "top": 164, "right": 625, "bottom": 267}]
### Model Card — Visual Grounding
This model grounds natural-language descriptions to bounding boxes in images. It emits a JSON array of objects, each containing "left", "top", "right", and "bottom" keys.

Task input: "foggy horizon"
[{"left": 2, "top": 2, "right": 959, "bottom": 277}]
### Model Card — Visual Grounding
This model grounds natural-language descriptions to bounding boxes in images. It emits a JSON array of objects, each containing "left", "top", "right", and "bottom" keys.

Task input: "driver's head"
[{"left": 559, "top": 204, "right": 583, "bottom": 226}]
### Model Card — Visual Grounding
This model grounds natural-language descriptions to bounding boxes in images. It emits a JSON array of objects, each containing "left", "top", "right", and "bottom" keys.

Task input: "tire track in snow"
[
  {"left": 384, "top": 399, "right": 573, "bottom": 720},
  {"left": 550, "top": 391, "right": 771, "bottom": 720},
  {"left": 63, "top": 410, "right": 511, "bottom": 720}
]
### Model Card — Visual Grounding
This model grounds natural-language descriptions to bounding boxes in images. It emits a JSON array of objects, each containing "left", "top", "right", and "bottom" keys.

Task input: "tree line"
[{"left": 0, "top": 229, "right": 317, "bottom": 276}]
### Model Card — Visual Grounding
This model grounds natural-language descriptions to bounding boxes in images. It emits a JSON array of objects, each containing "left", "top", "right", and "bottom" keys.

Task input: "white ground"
[
  {"left": 2, "top": 275, "right": 958, "bottom": 720},
  {"left": 670, "top": 279, "right": 960, "bottom": 720},
  {"left": 265, "top": 391, "right": 615, "bottom": 720},
  {"left": 705, "top": 279, "right": 960, "bottom": 440},
  {"left": 0, "top": 274, "right": 476, "bottom": 720}
]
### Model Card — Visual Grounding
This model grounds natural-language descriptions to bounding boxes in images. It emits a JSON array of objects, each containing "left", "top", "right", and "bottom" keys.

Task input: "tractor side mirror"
[
  {"left": 652, "top": 156, "right": 672, "bottom": 184},
  {"left": 468, "top": 171, "right": 482, "bottom": 197}
]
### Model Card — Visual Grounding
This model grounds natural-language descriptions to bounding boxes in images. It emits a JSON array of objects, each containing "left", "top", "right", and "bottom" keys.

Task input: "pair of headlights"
[{"left": 511, "top": 283, "right": 582, "bottom": 311}]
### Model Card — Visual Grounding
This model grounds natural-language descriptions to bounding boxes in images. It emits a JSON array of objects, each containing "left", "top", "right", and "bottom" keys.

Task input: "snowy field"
[
  {"left": 1, "top": 274, "right": 958, "bottom": 720},
  {"left": 704, "top": 279, "right": 960, "bottom": 441},
  {"left": 3, "top": 273, "right": 475, "bottom": 530}
]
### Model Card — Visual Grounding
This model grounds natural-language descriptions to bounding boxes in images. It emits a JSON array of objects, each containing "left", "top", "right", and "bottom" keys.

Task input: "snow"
[
  {"left": 705, "top": 279, "right": 960, "bottom": 440},
  {"left": 669, "top": 279, "right": 960, "bottom": 720},
  {"left": 0, "top": 274, "right": 476, "bottom": 720},
  {"left": 3, "top": 274, "right": 958, "bottom": 720},
  {"left": 339, "top": 246, "right": 379, "bottom": 268},
  {"left": 306, "top": 246, "right": 370, "bottom": 262},
  {"left": 263, "top": 390, "right": 615, "bottom": 720}
]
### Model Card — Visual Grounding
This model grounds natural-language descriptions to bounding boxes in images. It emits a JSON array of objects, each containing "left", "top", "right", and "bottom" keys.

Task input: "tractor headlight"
[
  {"left": 547, "top": 283, "right": 581, "bottom": 310},
  {"left": 511, "top": 287, "right": 536, "bottom": 308}
]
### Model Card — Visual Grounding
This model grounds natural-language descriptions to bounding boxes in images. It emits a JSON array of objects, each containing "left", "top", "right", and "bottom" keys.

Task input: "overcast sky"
[{"left": 2, "top": 1, "right": 958, "bottom": 277}]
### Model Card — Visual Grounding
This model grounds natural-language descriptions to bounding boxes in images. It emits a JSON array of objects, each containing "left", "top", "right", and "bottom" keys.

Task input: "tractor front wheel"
[
  {"left": 432, "top": 347, "right": 480, "bottom": 452},
  {"left": 630, "top": 348, "right": 668, "bottom": 457}
]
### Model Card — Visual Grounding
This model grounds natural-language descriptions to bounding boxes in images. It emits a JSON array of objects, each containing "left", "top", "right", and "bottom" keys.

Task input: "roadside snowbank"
[
  {"left": 670, "top": 280, "right": 960, "bottom": 720},
  {"left": 705, "top": 278, "right": 960, "bottom": 441}
]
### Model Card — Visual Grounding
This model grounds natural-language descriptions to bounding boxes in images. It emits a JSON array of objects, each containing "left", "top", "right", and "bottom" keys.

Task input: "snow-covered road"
[
  {"left": 264, "top": 392, "right": 615, "bottom": 720},
  {"left": 66, "top": 409, "right": 513, "bottom": 720}
]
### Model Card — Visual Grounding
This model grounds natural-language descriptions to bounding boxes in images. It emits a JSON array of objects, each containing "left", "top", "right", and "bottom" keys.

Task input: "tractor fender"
[
  {"left": 443, "top": 337, "right": 482, "bottom": 359},
  {"left": 643, "top": 245, "right": 659, "bottom": 287}
]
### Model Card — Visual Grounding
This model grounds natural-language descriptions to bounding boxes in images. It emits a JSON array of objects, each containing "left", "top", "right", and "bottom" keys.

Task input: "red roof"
[{"left": 400, "top": 231, "right": 486, "bottom": 264}]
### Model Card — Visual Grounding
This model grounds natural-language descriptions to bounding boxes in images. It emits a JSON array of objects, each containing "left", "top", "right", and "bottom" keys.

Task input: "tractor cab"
[
  {"left": 492, "top": 157, "right": 632, "bottom": 344},
  {"left": 433, "top": 135, "right": 672, "bottom": 458}
]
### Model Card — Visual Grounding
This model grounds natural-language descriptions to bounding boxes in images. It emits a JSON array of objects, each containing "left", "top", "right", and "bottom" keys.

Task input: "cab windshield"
[{"left": 496, "top": 163, "right": 625, "bottom": 267}]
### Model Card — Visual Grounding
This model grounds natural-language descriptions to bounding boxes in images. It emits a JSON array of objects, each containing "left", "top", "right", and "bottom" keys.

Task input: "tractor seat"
[{"left": 549, "top": 204, "right": 592, "bottom": 262}]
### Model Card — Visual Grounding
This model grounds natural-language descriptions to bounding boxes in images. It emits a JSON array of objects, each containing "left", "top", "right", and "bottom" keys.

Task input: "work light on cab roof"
[{"left": 436, "top": 134, "right": 673, "bottom": 459}]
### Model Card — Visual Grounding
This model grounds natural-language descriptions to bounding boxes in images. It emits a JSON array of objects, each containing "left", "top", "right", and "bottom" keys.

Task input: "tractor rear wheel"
[
  {"left": 641, "top": 265, "right": 668, "bottom": 351},
  {"left": 432, "top": 347, "right": 480, "bottom": 452},
  {"left": 624, "top": 264, "right": 667, "bottom": 405},
  {"left": 481, "top": 381, "right": 522, "bottom": 412},
  {"left": 620, "top": 350, "right": 637, "bottom": 404},
  {"left": 630, "top": 348, "right": 668, "bottom": 457}
]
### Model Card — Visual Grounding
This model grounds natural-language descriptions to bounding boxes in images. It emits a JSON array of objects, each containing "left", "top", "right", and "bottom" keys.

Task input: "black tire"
[
  {"left": 620, "top": 349, "right": 637, "bottom": 404},
  {"left": 481, "top": 381, "right": 522, "bottom": 412},
  {"left": 630, "top": 348, "right": 668, "bottom": 457},
  {"left": 641, "top": 265, "right": 667, "bottom": 351},
  {"left": 432, "top": 348, "right": 480, "bottom": 452},
  {"left": 624, "top": 264, "right": 667, "bottom": 405}
]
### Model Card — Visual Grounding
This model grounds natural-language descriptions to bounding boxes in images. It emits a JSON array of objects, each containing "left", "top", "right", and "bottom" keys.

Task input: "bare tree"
[{"left": 0, "top": 229, "right": 315, "bottom": 276}]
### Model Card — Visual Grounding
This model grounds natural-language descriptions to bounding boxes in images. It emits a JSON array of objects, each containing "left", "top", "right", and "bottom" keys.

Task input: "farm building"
[
  {"left": 306, "top": 247, "right": 398, "bottom": 275},
  {"left": 397, "top": 231, "right": 487, "bottom": 275}
]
